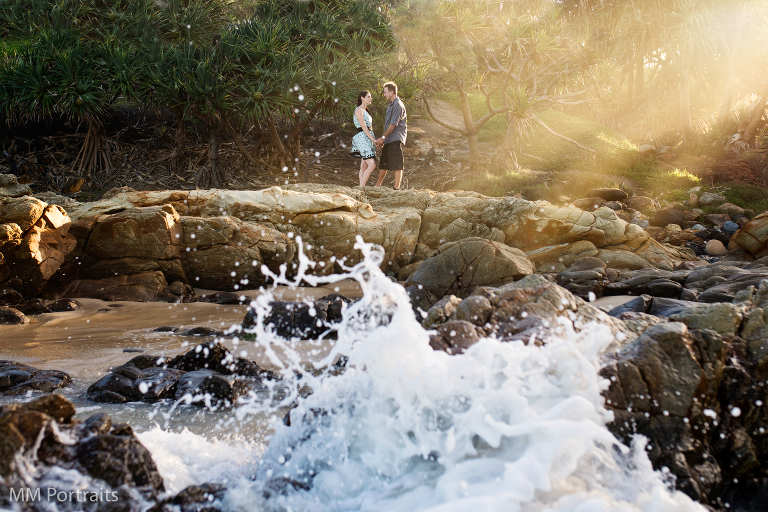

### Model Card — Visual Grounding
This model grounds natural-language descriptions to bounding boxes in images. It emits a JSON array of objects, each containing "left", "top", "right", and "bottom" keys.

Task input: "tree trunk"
[
  {"left": 74, "top": 118, "right": 113, "bottom": 176},
  {"left": 635, "top": 31, "right": 645, "bottom": 98},
  {"left": 743, "top": 84, "right": 768, "bottom": 145},
  {"left": 196, "top": 125, "right": 225, "bottom": 188},
  {"left": 171, "top": 110, "right": 185, "bottom": 173},
  {"left": 627, "top": 55, "right": 634, "bottom": 105},
  {"left": 679, "top": 46, "right": 694, "bottom": 140},
  {"left": 458, "top": 90, "right": 481, "bottom": 171},
  {"left": 493, "top": 120, "right": 520, "bottom": 171},
  {"left": 717, "top": 24, "right": 745, "bottom": 130}
]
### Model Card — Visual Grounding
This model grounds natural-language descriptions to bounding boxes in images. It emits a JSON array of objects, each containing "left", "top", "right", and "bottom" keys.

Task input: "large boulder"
[
  {"left": 406, "top": 238, "right": 534, "bottom": 299},
  {"left": 731, "top": 212, "right": 768, "bottom": 258},
  {"left": 181, "top": 216, "right": 295, "bottom": 290},
  {"left": 0, "top": 197, "right": 77, "bottom": 296},
  {"left": 51, "top": 271, "right": 193, "bottom": 303}
]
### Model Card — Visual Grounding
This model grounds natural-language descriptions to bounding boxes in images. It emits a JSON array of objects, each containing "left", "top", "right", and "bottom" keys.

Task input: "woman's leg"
[
  {"left": 360, "top": 159, "right": 376, "bottom": 186},
  {"left": 358, "top": 159, "right": 366, "bottom": 186}
]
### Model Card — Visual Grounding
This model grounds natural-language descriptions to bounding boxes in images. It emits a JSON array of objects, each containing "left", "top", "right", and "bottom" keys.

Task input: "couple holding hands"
[{"left": 351, "top": 81, "right": 407, "bottom": 189}]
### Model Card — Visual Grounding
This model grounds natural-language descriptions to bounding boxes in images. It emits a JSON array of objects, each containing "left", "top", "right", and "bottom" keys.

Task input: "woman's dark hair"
[{"left": 357, "top": 90, "right": 371, "bottom": 106}]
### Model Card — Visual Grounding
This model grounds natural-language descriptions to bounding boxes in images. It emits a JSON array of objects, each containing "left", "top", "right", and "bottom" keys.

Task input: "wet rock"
[
  {"left": 406, "top": 238, "right": 534, "bottom": 300},
  {"left": 1, "top": 395, "right": 166, "bottom": 508},
  {"left": 154, "top": 483, "right": 228, "bottom": 512},
  {"left": 87, "top": 365, "right": 184, "bottom": 403},
  {"left": 429, "top": 320, "right": 483, "bottom": 354},
  {"left": 0, "top": 361, "right": 71, "bottom": 394},
  {"left": 242, "top": 295, "right": 353, "bottom": 340},
  {"left": 422, "top": 294, "right": 461, "bottom": 329},
  {"left": 88, "top": 343, "right": 273, "bottom": 405},
  {"left": 0, "top": 287, "right": 23, "bottom": 304},
  {"left": 0, "top": 306, "right": 28, "bottom": 324},
  {"left": 175, "top": 370, "right": 250, "bottom": 407},
  {"left": 454, "top": 295, "right": 492, "bottom": 326},
  {"left": 179, "top": 326, "right": 224, "bottom": 337},
  {"left": 77, "top": 431, "right": 165, "bottom": 496},
  {"left": 196, "top": 291, "right": 249, "bottom": 305}
]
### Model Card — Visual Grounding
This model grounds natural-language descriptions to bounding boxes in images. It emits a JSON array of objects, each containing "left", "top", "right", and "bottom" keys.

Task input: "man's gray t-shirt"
[{"left": 383, "top": 97, "right": 407, "bottom": 145}]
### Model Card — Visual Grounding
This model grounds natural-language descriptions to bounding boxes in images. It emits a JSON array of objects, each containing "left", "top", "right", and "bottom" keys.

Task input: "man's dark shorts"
[{"left": 379, "top": 141, "right": 404, "bottom": 171}]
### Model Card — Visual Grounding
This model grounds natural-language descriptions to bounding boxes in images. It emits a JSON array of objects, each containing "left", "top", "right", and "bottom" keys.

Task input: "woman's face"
[{"left": 363, "top": 92, "right": 372, "bottom": 105}]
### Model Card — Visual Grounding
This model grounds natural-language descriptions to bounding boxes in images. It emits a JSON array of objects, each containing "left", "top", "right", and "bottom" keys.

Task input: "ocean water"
[
  {"left": 11, "top": 237, "right": 706, "bottom": 511},
  {"left": 143, "top": 237, "right": 704, "bottom": 512}
]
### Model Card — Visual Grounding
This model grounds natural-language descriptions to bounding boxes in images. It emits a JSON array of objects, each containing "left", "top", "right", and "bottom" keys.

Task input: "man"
[{"left": 375, "top": 81, "right": 407, "bottom": 190}]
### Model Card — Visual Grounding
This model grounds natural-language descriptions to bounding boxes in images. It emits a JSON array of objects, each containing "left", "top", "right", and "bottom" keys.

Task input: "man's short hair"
[{"left": 383, "top": 81, "right": 398, "bottom": 96}]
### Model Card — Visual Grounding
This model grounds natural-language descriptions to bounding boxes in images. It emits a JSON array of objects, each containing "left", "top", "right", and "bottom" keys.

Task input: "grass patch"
[
  {"left": 516, "top": 110, "right": 640, "bottom": 175},
  {"left": 453, "top": 169, "right": 542, "bottom": 198},
  {"left": 0, "top": 39, "right": 31, "bottom": 60},
  {"left": 698, "top": 183, "right": 768, "bottom": 216}
]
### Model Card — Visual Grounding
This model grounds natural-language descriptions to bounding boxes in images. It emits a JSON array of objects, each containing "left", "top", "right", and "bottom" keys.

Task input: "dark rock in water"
[
  {"left": 175, "top": 370, "right": 251, "bottom": 407},
  {"left": 155, "top": 483, "right": 228, "bottom": 512},
  {"left": 77, "top": 431, "right": 165, "bottom": 496},
  {"left": 88, "top": 343, "right": 274, "bottom": 405},
  {"left": 0, "top": 395, "right": 166, "bottom": 509},
  {"left": 123, "top": 347, "right": 145, "bottom": 353},
  {"left": 153, "top": 326, "right": 180, "bottom": 333},
  {"left": 126, "top": 354, "right": 169, "bottom": 369},
  {"left": 0, "top": 361, "right": 71, "bottom": 395},
  {"left": 429, "top": 320, "right": 483, "bottom": 354},
  {"left": 14, "top": 298, "right": 52, "bottom": 315},
  {"left": 179, "top": 326, "right": 224, "bottom": 337},
  {"left": 241, "top": 295, "right": 355, "bottom": 340},
  {"left": 0, "top": 306, "right": 28, "bottom": 325},
  {"left": 586, "top": 188, "right": 628, "bottom": 201},
  {"left": 87, "top": 365, "right": 184, "bottom": 403},
  {"left": 197, "top": 292, "right": 249, "bottom": 305},
  {"left": 48, "top": 298, "right": 81, "bottom": 312}
]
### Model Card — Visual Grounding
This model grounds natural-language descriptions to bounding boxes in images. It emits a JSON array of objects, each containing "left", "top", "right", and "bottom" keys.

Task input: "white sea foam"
[
  {"left": 137, "top": 428, "right": 263, "bottom": 494},
  {"left": 143, "top": 237, "right": 705, "bottom": 512}
]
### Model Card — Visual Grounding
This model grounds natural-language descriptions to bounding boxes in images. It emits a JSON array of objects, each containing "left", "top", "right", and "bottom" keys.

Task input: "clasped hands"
[{"left": 374, "top": 137, "right": 384, "bottom": 150}]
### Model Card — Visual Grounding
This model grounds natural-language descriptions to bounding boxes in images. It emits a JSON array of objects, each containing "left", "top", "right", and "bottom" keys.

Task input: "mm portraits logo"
[{"left": 9, "top": 487, "right": 119, "bottom": 503}]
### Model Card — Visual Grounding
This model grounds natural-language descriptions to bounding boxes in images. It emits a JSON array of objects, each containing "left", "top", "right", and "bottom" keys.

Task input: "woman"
[{"left": 351, "top": 90, "right": 377, "bottom": 187}]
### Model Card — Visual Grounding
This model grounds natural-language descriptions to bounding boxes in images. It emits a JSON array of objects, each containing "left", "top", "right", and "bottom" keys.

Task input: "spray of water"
[{"left": 201, "top": 236, "right": 706, "bottom": 512}]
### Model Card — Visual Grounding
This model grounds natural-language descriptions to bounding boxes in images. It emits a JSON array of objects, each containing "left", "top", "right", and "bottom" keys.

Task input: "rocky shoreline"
[{"left": 3, "top": 181, "right": 768, "bottom": 510}]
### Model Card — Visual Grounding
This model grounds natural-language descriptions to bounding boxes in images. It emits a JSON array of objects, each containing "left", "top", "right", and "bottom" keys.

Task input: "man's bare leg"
[
  {"left": 375, "top": 169, "right": 388, "bottom": 187},
  {"left": 393, "top": 170, "right": 403, "bottom": 190}
]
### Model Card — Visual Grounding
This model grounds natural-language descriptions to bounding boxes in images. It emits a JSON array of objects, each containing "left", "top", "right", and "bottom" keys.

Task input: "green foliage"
[{"left": 516, "top": 109, "right": 640, "bottom": 173}]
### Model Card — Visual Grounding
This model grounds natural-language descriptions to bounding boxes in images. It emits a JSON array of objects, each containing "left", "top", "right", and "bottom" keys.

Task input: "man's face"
[{"left": 383, "top": 87, "right": 394, "bottom": 102}]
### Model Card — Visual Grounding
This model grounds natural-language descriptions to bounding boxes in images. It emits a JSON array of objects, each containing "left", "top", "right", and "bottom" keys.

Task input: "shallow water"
[{"left": 1, "top": 242, "right": 702, "bottom": 512}]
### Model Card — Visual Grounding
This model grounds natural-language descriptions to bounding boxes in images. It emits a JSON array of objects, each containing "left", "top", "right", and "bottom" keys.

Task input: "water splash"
[{"left": 216, "top": 237, "right": 705, "bottom": 512}]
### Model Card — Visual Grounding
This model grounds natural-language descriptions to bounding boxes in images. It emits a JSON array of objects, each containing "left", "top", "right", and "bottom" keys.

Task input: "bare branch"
[
  {"left": 421, "top": 96, "right": 469, "bottom": 135},
  {"left": 533, "top": 115, "right": 596, "bottom": 154}
]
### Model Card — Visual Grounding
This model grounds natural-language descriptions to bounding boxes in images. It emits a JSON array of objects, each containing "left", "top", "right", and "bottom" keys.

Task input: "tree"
[{"left": 395, "top": 0, "right": 600, "bottom": 171}]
